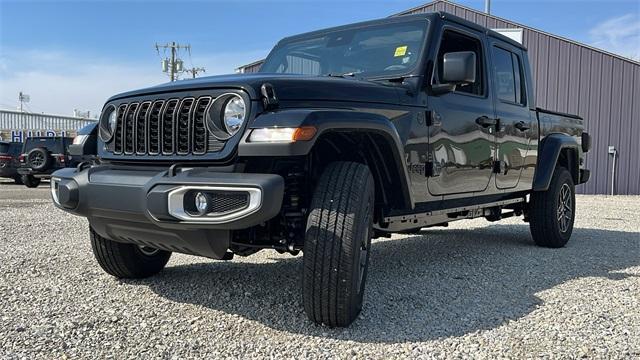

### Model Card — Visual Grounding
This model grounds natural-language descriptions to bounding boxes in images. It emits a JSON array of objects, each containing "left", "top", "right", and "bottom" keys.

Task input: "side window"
[
  {"left": 436, "top": 30, "right": 484, "bottom": 96},
  {"left": 492, "top": 46, "right": 526, "bottom": 105}
]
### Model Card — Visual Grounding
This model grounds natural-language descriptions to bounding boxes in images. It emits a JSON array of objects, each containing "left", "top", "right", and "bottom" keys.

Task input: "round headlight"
[
  {"left": 99, "top": 105, "right": 118, "bottom": 142},
  {"left": 108, "top": 110, "right": 117, "bottom": 133},
  {"left": 206, "top": 93, "right": 248, "bottom": 140},
  {"left": 223, "top": 96, "right": 246, "bottom": 135}
]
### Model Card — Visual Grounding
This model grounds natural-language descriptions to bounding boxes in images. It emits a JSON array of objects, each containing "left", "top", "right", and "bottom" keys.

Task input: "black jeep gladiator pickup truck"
[{"left": 51, "top": 12, "right": 590, "bottom": 327}]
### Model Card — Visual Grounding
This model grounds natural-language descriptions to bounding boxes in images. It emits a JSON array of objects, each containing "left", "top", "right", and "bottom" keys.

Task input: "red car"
[{"left": 0, "top": 141, "right": 23, "bottom": 184}]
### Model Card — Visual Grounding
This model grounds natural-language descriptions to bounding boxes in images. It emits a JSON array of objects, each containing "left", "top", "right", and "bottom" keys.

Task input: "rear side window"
[{"left": 492, "top": 46, "right": 526, "bottom": 105}]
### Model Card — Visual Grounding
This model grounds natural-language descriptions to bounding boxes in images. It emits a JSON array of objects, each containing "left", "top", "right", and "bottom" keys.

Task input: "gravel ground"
[{"left": 0, "top": 179, "right": 638, "bottom": 359}]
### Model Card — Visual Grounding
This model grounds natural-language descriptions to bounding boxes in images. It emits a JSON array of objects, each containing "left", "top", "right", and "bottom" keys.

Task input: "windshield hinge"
[{"left": 260, "top": 83, "right": 279, "bottom": 111}]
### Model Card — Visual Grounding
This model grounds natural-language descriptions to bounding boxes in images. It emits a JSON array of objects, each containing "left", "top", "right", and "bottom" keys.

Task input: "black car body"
[
  {"left": 18, "top": 136, "right": 74, "bottom": 187},
  {"left": 51, "top": 12, "right": 590, "bottom": 327},
  {"left": 0, "top": 141, "right": 23, "bottom": 182}
]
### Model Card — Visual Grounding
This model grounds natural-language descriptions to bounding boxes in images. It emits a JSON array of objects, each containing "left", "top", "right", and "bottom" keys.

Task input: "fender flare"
[
  {"left": 532, "top": 133, "right": 580, "bottom": 191},
  {"left": 238, "top": 108, "right": 414, "bottom": 208}
]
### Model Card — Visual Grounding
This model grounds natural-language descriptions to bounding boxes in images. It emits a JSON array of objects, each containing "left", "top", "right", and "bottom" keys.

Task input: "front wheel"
[
  {"left": 529, "top": 166, "right": 576, "bottom": 248},
  {"left": 90, "top": 227, "right": 172, "bottom": 278},
  {"left": 303, "top": 162, "right": 375, "bottom": 327},
  {"left": 22, "top": 175, "right": 41, "bottom": 188}
]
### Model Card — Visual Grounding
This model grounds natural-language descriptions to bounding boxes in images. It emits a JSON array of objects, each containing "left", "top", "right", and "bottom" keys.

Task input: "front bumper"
[{"left": 51, "top": 165, "right": 284, "bottom": 259}]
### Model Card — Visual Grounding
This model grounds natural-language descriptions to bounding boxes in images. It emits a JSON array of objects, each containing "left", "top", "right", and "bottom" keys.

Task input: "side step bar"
[{"left": 377, "top": 197, "right": 526, "bottom": 232}]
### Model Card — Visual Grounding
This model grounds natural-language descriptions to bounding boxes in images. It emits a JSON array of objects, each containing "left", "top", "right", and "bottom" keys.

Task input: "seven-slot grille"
[{"left": 111, "top": 96, "right": 218, "bottom": 156}]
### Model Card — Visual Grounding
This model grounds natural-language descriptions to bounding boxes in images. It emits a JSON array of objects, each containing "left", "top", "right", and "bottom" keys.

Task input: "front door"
[
  {"left": 489, "top": 41, "right": 534, "bottom": 189},
  {"left": 427, "top": 27, "right": 495, "bottom": 196}
]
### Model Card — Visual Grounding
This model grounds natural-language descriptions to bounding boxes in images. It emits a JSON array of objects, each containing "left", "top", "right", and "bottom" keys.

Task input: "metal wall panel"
[
  {"left": 630, "top": 66, "right": 640, "bottom": 194},
  {"left": 0, "top": 110, "right": 96, "bottom": 142}
]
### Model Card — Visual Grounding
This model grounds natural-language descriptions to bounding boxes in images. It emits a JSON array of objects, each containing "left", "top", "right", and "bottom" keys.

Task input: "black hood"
[{"left": 108, "top": 73, "right": 403, "bottom": 105}]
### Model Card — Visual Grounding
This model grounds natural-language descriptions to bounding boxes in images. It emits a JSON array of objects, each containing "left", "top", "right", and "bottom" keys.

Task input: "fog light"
[{"left": 194, "top": 192, "right": 209, "bottom": 216}]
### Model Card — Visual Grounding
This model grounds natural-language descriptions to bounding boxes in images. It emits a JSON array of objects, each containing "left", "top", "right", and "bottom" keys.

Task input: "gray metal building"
[
  {"left": 0, "top": 109, "right": 96, "bottom": 143},
  {"left": 237, "top": 0, "right": 640, "bottom": 195}
]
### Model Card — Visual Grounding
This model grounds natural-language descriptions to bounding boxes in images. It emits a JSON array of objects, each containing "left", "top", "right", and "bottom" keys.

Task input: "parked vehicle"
[
  {"left": 18, "top": 136, "right": 74, "bottom": 187},
  {"left": 51, "top": 12, "right": 591, "bottom": 327},
  {"left": 68, "top": 123, "right": 98, "bottom": 164},
  {"left": 0, "top": 141, "right": 23, "bottom": 183}
]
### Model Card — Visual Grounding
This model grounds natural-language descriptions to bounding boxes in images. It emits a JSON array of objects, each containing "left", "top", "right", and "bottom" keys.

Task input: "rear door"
[
  {"left": 489, "top": 40, "right": 534, "bottom": 189},
  {"left": 427, "top": 26, "right": 496, "bottom": 195}
]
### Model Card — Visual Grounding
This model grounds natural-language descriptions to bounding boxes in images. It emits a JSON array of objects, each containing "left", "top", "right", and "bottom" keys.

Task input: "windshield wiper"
[{"left": 324, "top": 72, "right": 358, "bottom": 78}]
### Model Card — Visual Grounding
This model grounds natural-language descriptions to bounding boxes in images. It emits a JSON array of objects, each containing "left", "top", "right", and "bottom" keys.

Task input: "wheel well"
[
  {"left": 309, "top": 131, "right": 408, "bottom": 215},
  {"left": 557, "top": 147, "right": 579, "bottom": 184}
]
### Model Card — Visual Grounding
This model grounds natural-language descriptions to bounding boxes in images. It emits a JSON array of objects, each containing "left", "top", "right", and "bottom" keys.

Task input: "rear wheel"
[
  {"left": 529, "top": 167, "right": 576, "bottom": 248},
  {"left": 27, "top": 148, "right": 51, "bottom": 172},
  {"left": 22, "top": 175, "right": 41, "bottom": 188},
  {"left": 90, "top": 227, "right": 172, "bottom": 278},
  {"left": 303, "top": 162, "right": 375, "bottom": 327}
]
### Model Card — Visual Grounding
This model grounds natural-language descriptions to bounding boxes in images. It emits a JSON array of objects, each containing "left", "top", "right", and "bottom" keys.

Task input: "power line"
[
  {"left": 156, "top": 42, "right": 189, "bottom": 81},
  {"left": 185, "top": 67, "right": 206, "bottom": 79},
  {"left": 155, "top": 42, "right": 206, "bottom": 81}
]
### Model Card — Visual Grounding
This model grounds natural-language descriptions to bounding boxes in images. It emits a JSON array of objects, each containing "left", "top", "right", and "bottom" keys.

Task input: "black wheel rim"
[
  {"left": 30, "top": 153, "right": 44, "bottom": 167},
  {"left": 557, "top": 183, "right": 572, "bottom": 233}
]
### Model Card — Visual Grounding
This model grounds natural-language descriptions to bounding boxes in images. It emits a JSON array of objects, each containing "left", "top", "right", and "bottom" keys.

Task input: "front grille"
[{"left": 111, "top": 95, "right": 222, "bottom": 156}]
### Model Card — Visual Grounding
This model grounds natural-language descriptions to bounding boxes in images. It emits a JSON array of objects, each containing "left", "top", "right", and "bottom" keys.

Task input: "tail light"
[
  {"left": 57, "top": 155, "right": 65, "bottom": 163},
  {"left": 0, "top": 155, "right": 12, "bottom": 161},
  {"left": 18, "top": 154, "right": 25, "bottom": 162}
]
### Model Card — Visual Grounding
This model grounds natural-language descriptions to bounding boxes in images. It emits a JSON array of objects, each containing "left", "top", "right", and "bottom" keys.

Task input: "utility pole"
[
  {"left": 185, "top": 67, "right": 206, "bottom": 78},
  {"left": 156, "top": 42, "right": 190, "bottom": 81},
  {"left": 485, "top": 0, "right": 491, "bottom": 14},
  {"left": 18, "top": 91, "right": 30, "bottom": 112}
]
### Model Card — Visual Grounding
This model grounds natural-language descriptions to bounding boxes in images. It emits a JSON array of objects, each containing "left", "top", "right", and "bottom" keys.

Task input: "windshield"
[{"left": 260, "top": 20, "right": 428, "bottom": 78}]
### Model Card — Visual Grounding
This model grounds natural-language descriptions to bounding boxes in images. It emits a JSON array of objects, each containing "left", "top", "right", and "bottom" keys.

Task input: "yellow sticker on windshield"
[{"left": 394, "top": 46, "right": 408, "bottom": 57}]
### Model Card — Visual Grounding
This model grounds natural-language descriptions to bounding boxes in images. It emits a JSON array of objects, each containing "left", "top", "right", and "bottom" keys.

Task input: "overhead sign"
[{"left": 0, "top": 129, "right": 74, "bottom": 143}]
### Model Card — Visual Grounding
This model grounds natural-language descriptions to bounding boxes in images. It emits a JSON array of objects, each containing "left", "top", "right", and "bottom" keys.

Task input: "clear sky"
[{"left": 1, "top": 0, "right": 639, "bottom": 116}]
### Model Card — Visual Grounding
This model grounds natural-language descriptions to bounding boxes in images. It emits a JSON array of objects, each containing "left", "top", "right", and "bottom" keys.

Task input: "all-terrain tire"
[
  {"left": 529, "top": 166, "right": 576, "bottom": 248},
  {"left": 22, "top": 175, "right": 41, "bottom": 188},
  {"left": 303, "top": 161, "right": 375, "bottom": 327},
  {"left": 90, "top": 227, "right": 172, "bottom": 278}
]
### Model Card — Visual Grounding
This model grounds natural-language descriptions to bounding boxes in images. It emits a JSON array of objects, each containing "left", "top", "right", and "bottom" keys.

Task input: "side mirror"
[{"left": 442, "top": 51, "right": 476, "bottom": 84}]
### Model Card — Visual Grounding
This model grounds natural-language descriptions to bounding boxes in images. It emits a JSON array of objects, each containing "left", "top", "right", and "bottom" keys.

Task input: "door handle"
[
  {"left": 514, "top": 121, "right": 530, "bottom": 131},
  {"left": 475, "top": 116, "right": 497, "bottom": 128}
]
